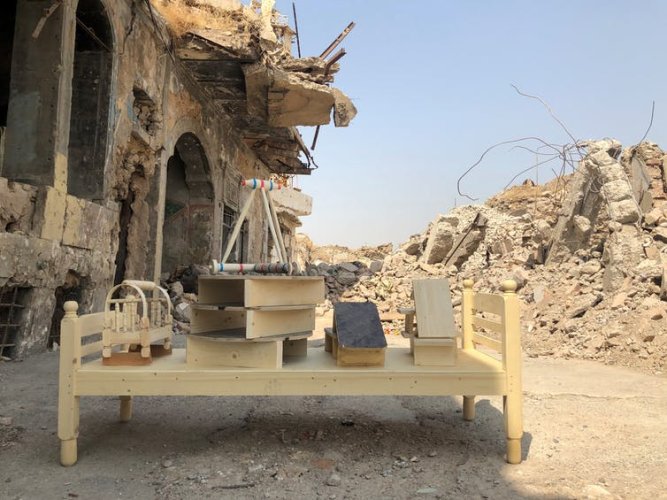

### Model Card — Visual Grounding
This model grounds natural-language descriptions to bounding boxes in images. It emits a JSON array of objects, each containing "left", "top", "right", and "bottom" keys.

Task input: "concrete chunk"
[{"left": 422, "top": 220, "right": 455, "bottom": 264}]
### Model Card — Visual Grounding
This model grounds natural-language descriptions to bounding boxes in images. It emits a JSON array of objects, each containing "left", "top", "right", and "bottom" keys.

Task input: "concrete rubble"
[
  {"left": 151, "top": 0, "right": 357, "bottom": 131},
  {"left": 294, "top": 140, "right": 667, "bottom": 374}
]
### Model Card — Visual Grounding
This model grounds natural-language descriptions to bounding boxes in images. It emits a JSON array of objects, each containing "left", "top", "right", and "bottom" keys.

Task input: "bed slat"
[
  {"left": 79, "top": 313, "right": 105, "bottom": 338},
  {"left": 473, "top": 293, "right": 504, "bottom": 316},
  {"left": 472, "top": 315, "right": 504, "bottom": 334},
  {"left": 472, "top": 333, "right": 503, "bottom": 352}
]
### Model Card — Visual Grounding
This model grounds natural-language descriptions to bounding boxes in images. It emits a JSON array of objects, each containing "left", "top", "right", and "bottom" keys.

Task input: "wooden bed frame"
[{"left": 58, "top": 279, "right": 523, "bottom": 466}]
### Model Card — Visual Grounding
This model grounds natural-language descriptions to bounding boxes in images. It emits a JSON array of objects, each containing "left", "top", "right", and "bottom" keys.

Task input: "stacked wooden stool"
[{"left": 186, "top": 275, "right": 324, "bottom": 368}]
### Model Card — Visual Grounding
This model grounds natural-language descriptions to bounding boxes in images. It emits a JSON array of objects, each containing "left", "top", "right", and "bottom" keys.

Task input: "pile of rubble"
[
  {"left": 298, "top": 140, "right": 667, "bottom": 374},
  {"left": 162, "top": 264, "right": 211, "bottom": 335}
]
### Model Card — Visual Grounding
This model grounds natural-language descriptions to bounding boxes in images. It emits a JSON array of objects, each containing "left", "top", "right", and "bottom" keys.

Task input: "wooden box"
[
  {"left": 411, "top": 337, "right": 457, "bottom": 366},
  {"left": 325, "top": 328, "right": 385, "bottom": 367}
]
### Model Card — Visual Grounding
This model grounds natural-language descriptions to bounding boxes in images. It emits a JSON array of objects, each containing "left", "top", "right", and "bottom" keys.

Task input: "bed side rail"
[
  {"left": 461, "top": 279, "right": 521, "bottom": 371},
  {"left": 60, "top": 302, "right": 105, "bottom": 361}
]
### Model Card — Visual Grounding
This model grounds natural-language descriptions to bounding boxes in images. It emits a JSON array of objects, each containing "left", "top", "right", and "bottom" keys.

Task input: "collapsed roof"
[{"left": 150, "top": 0, "right": 357, "bottom": 175}]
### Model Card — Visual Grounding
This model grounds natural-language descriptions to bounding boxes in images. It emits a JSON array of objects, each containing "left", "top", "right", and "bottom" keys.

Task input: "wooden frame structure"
[
  {"left": 101, "top": 280, "right": 172, "bottom": 365},
  {"left": 57, "top": 279, "right": 523, "bottom": 466},
  {"left": 213, "top": 178, "right": 292, "bottom": 275}
]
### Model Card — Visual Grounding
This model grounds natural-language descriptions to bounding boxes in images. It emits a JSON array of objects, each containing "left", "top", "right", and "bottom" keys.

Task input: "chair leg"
[
  {"left": 504, "top": 392, "right": 523, "bottom": 464},
  {"left": 463, "top": 396, "right": 475, "bottom": 421},
  {"left": 119, "top": 396, "right": 132, "bottom": 423}
]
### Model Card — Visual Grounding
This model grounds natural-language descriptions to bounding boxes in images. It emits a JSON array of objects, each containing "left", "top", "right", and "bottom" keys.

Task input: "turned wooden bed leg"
[
  {"left": 60, "top": 438, "right": 78, "bottom": 466},
  {"left": 504, "top": 390, "right": 522, "bottom": 464},
  {"left": 463, "top": 396, "right": 475, "bottom": 421},
  {"left": 119, "top": 396, "right": 132, "bottom": 422},
  {"left": 58, "top": 302, "right": 81, "bottom": 466},
  {"left": 502, "top": 280, "right": 523, "bottom": 464}
]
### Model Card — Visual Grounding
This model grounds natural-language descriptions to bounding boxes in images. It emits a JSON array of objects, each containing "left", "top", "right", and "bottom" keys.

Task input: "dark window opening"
[
  {"left": 0, "top": 0, "right": 18, "bottom": 127},
  {"left": 0, "top": 285, "right": 28, "bottom": 359},
  {"left": 267, "top": 224, "right": 290, "bottom": 263},
  {"left": 48, "top": 271, "right": 85, "bottom": 348},
  {"left": 222, "top": 206, "right": 234, "bottom": 254},
  {"left": 222, "top": 206, "right": 248, "bottom": 263},
  {"left": 67, "top": 0, "right": 113, "bottom": 201}
]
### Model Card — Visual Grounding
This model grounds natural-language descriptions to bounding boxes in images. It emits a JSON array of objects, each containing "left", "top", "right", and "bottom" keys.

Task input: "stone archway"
[{"left": 161, "top": 133, "right": 214, "bottom": 275}]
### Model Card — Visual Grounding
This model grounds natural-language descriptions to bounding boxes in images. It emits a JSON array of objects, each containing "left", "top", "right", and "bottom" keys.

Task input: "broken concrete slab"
[
  {"left": 270, "top": 188, "right": 313, "bottom": 218},
  {"left": 243, "top": 62, "right": 270, "bottom": 122},
  {"left": 421, "top": 219, "right": 455, "bottom": 264},
  {"left": 267, "top": 70, "right": 335, "bottom": 127},
  {"left": 243, "top": 63, "right": 356, "bottom": 129},
  {"left": 602, "top": 225, "right": 644, "bottom": 293},
  {"left": 445, "top": 229, "right": 484, "bottom": 268},
  {"left": 608, "top": 199, "right": 640, "bottom": 224},
  {"left": 332, "top": 88, "right": 357, "bottom": 127}
]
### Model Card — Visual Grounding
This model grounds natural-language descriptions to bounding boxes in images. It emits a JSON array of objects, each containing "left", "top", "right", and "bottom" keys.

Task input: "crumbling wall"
[{"left": 0, "top": 0, "right": 276, "bottom": 357}]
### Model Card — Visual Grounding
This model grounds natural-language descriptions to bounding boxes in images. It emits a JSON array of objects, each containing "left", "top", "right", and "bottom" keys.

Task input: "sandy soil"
[{"left": 1, "top": 320, "right": 666, "bottom": 499}]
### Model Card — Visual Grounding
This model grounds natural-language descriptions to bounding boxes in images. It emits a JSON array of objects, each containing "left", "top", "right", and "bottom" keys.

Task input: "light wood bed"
[{"left": 58, "top": 279, "right": 523, "bottom": 465}]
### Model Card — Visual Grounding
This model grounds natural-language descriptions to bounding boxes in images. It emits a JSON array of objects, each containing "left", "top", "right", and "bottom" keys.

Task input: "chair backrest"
[{"left": 413, "top": 278, "right": 458, "bottom": 338}]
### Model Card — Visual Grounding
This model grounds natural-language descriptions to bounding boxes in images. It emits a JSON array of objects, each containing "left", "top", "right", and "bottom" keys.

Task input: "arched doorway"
[
  {"left": 161, "top": 133, "right": 214, "bottom": 275},
  {"left": 67, "top": 0, "right": 113, "bottom": 201}
]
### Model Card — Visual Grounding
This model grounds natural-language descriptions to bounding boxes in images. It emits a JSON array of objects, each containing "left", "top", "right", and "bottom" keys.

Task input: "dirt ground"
[{"left": 1, "top": 319, "right": 666, "bottom": 500}]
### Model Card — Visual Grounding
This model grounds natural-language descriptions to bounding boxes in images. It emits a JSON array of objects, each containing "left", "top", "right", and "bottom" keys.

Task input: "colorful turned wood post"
[
  {"left": 501, "top": 279, "right": 523, "bottom": 464},
  {"left": 58, "top": 301, "right": 81, "bottom": 467},
  {"left": 461, "top": 279, "right": 476, "bottom": 421}
]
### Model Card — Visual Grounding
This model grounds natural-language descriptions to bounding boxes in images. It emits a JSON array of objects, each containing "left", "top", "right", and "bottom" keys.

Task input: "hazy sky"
[{"left": 277, "top": 0, "right": 666, "bottom": 247}]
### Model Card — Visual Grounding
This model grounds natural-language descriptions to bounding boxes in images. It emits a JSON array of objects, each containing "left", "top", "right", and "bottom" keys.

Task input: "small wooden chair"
[
  {"left": 399, "top": 278, "right": 459, "bottom": 365},
  {"left": 102, "top": 280, "right": 173, "bottom": 365}
]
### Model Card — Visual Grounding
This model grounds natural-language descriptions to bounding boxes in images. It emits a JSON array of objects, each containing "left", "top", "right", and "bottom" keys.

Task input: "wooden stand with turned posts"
[
  {"left": 57, "top": 279, "right": 523, "bottom": 466},
  {"left": 101, "top": 280, "right": 173, "bottom": 366}
]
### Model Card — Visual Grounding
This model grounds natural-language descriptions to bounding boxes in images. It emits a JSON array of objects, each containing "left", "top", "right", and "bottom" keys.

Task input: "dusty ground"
[{"left": 1, "top": 320, "right": 666, "bottom": 499}]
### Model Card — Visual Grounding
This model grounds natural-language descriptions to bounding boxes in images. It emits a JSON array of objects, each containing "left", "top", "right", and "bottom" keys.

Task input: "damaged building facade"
[{"left": 0, "top": 0, "right": 355, "bottom": 357}]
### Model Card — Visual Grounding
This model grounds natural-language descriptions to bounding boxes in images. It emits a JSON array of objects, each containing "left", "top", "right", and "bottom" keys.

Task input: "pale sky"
[{"left": 278, "top": 0, "right": 666, "bottom": 247}]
